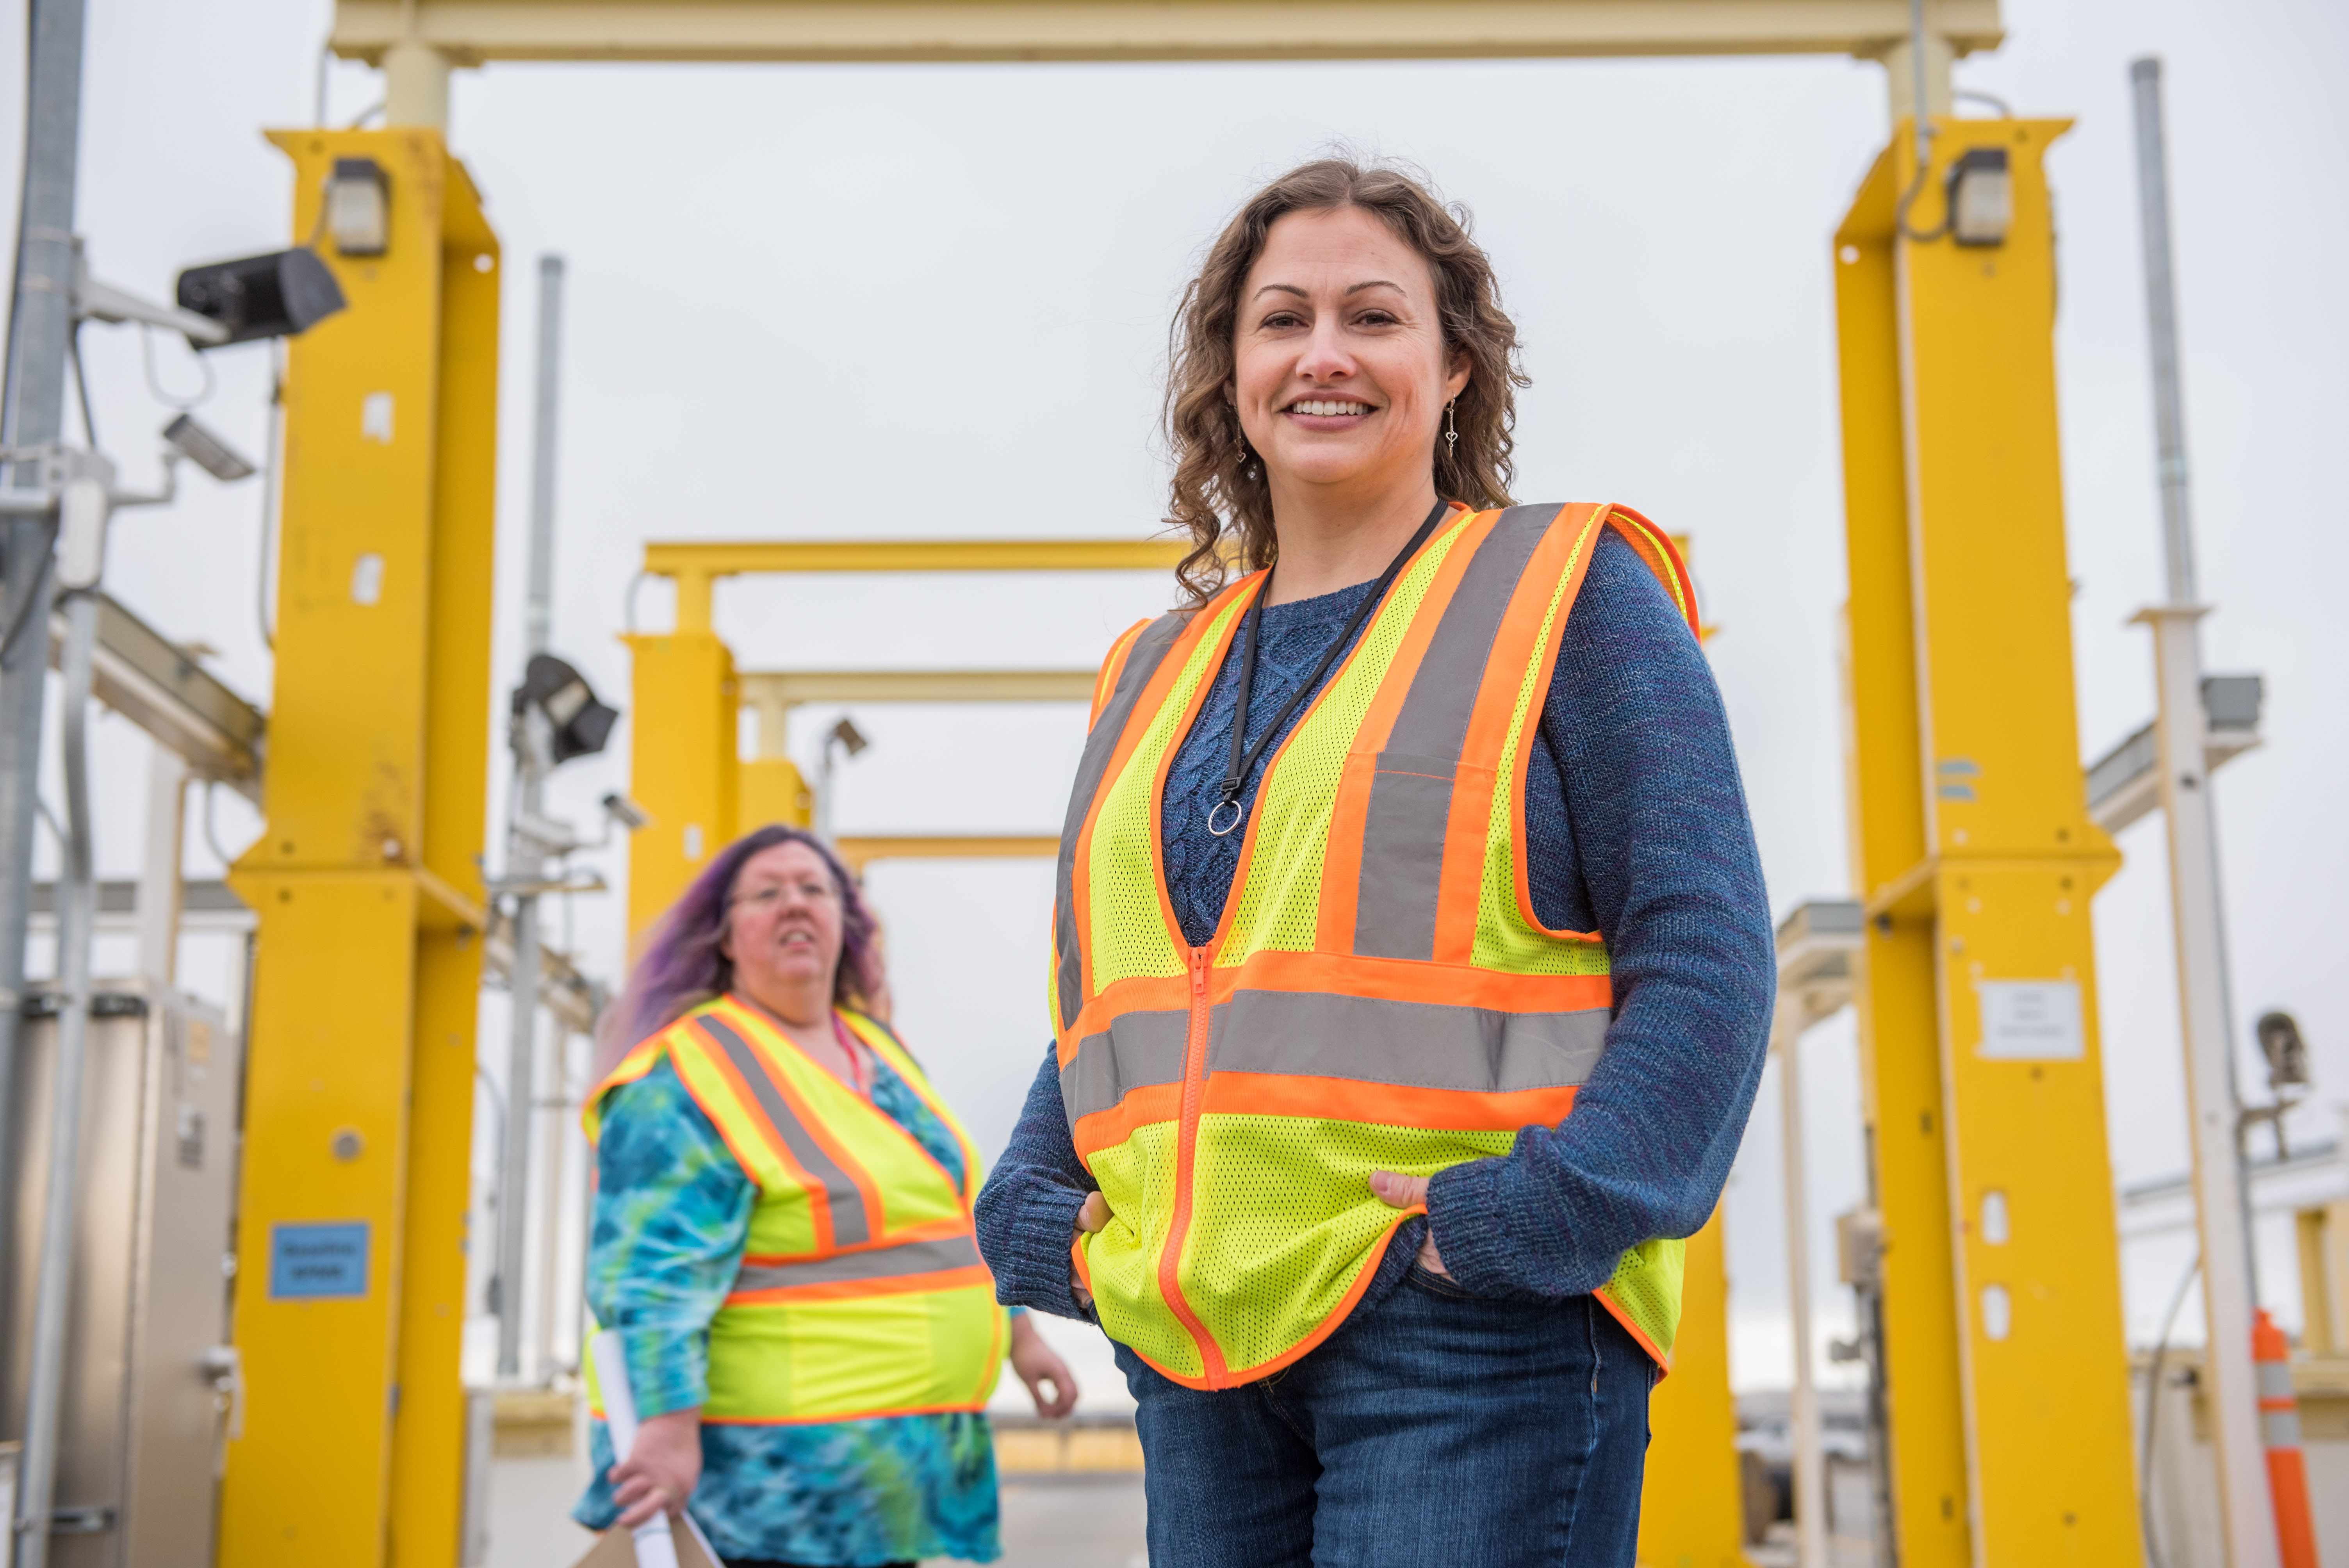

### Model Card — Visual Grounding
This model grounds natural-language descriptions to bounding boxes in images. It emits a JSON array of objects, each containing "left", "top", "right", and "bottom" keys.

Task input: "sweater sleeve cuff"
[
  {"left": 620, "top": 1326, "right": 707, "bottom": 1419},
  {"left": 998, "top": 1183, "right": 1094, "bottom": 1320},
  {"left": 1424, "top": 1157, "right": 1523, "bottom": 1297}
]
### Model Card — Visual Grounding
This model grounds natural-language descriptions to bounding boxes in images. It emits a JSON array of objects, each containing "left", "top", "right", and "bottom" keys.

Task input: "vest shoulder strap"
[
  {"left": 838, "top": 1009, "right": 983, "bottom": 1201},
  {"left": 581, "top": 1029, "right": 677, "bottom": 1142},
  {"left": 1597, "top": 504, "right": 1702, "bottom": 642},
  {"left": 1090, "top": 618, "right": 1155, "bottom": 726}
]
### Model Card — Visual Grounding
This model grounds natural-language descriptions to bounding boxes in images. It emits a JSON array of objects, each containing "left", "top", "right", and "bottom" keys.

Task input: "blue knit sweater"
[{"left": 973, "top": 527, "right": 1775, "bottom": 1316}]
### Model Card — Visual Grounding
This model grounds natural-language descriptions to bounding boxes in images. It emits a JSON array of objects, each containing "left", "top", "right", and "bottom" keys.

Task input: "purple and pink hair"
[{"left": 595, "top": 824, "right": 885, "bottom": 1076}]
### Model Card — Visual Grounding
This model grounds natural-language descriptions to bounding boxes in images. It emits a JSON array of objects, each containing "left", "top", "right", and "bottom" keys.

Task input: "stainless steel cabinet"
[{"left": 3, "top": 983, "right": 242, "bottom": 1568}]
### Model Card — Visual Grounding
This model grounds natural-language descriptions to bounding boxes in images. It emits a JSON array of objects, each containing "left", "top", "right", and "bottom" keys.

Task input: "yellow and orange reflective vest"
[
  {"left": 585, "top": 996, "right": 1008, "bottom": 1424},
  {"left": 1051, "top": 501, "right": 1703, "bottom": 1391}
]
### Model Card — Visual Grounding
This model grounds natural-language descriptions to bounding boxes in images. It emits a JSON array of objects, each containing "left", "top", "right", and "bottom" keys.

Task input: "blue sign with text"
[{"left": 270, "top": 1221, "right": 371, "bottom": 1300}]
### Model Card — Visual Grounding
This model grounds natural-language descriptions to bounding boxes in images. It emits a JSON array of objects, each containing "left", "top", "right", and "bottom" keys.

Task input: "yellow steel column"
[
  {"left": 623, "top": 613, "right": 740, "bottom": 938},
  {"left": 223, "top": 129, "right": 497, "bottom": 1568},
  {"left": 1638, "top": 1205, "right": 1745, "bottom": 1568},
  {"left": 1838, "top": 120, "right": 2142, "bottom": 1567},
  {"left": 1835, "top": 149, "right": 1969, "bottom": 1568},
  {"left": 388, "top": 174, "right": 501, "bottom": 1562}
]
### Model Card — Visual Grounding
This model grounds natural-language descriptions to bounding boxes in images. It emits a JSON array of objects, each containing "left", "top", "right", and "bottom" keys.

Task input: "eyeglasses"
[{"left": 729, "top": 879, "right": 838, "bottom": 912}]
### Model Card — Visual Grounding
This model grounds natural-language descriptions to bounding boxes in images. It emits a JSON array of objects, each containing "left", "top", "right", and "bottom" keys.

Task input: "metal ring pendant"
[{"left": 1206, "top": 798, "right": 1246, "bottom": 838}]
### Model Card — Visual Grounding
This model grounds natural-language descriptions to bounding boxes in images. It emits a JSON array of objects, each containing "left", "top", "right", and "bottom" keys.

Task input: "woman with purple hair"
[{"left": 572, "top": 823, "right": 1076, "bottom": 1567}]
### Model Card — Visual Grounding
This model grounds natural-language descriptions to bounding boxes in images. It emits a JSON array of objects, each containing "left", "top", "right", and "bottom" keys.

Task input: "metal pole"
[
  {"left": 2131, "top": 59, "right": 2196, "bottom": 607},
  {"left": 2129, "top": 56, "right": 2277, "bottom": 1568},
  {"left": 496, "top": 255, "right": 564, "bottom": 1382},
  {"left": 15, "top": 585, "right": 101, "bottom": 1568},
  {"left": 1907, "top": 0, "right": 1932, "bottom": 164},
  {"left": 525, "top": 257, "right": 563, "bottom": 658},
  {"left": 0, "top": 0, "right": 89, "bottom": 1313},
  {"left": 535, "top": 1027, "right": 574, "bottom": 1374},
  {"left": 1777, "top": 1019, "right": 1828, "bottom": 1568},
  {"left": 496, "top": 847, "right": 540, "bottom": 1381}
]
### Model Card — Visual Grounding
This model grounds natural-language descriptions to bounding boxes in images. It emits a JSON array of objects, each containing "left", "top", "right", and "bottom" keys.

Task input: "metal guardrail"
[
  {"left": 46, "top": 593, "right": 265, "bottom": 801},
  {"left": 2084, "top": 674, "right": 2263, "bottom": 834}
]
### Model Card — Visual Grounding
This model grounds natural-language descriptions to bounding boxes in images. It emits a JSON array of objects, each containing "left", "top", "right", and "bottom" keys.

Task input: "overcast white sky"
[{"left": 2, "top": 0, "right": 2343, "bottom": 1395}]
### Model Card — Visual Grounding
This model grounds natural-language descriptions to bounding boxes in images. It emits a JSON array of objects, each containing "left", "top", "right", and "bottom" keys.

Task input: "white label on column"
[
  {"left": 1981, "top": 1283, "right": 2012, "bottom": 1341},
  {"left": 361, "top": 392, "right": 394, "bottom": 444},
  {"left": 1975, "top": 980, "right": 2084, "bottom": 1060},
  {"left": 1981, "top": 1190, "right": 2009, "bottom": 1244},
  {"left": 351, "top": 552, "right": 385, "bottom": 606},
  {"left": 683, "top": 824, "right": 704, "bottom": 861}
]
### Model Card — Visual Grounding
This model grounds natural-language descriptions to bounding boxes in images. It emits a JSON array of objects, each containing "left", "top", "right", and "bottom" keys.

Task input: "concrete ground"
[{"left": 485, "top": 1456, "right": 1148, "bottom": 1568}]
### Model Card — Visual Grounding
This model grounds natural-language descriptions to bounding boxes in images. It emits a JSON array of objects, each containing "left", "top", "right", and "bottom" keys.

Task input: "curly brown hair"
[{"left": 1161, "top": 158, "right": 1529, "bottom": 605}]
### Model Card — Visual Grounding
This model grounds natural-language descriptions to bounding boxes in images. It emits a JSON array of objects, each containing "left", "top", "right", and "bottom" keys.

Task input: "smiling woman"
[
  {"left": 977, "top": 159, "right": 1777, "bottom": 1568},
  {"left": 1162, "top": 160, "right": 1527, "bottom": 607}
]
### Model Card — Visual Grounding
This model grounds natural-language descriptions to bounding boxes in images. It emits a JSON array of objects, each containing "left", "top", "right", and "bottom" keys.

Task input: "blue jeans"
[{"left": 1121, "top": 1270, "right": 1654, "bottom": 1567}]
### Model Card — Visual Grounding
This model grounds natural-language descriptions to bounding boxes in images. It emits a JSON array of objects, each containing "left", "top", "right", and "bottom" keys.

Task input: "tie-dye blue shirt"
[{"left": 574, "top": 1044, "right": 1006, "bottom": 1565}]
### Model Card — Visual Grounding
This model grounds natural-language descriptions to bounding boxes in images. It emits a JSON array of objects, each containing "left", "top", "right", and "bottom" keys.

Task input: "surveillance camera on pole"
[{"left": 815, "top": 715, "right": 870, "bottom": 846}]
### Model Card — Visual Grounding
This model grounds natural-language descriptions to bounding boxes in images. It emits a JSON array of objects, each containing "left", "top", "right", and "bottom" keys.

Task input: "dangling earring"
[
  {"left": 1240, "top": 435, "right": 1260, "bottom": 483},
  {"left": 1444, "top": 398, "right": 1460, "bottom": 461}
]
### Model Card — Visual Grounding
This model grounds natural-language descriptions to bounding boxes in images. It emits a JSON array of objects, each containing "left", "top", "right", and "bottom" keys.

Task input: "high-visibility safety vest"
[
  {"left": 1052, "top": 501, "right": 1704, "bottom": 1391},
  {"left": 583, "top": 996, "right": 1008, "bottom": 1423}
]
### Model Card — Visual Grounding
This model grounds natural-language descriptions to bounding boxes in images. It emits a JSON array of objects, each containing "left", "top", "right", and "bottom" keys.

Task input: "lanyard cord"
[
  {"left": 829, "top": 1012, "right": 870, "bottom": 1097},
  {"left": 1207, "top": 499, "right": 1453, "bottom": 839}
]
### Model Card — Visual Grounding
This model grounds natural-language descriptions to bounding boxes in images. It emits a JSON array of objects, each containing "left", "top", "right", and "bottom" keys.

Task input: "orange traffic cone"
[{"left": 2253, "top": 1308, "right": 2322, "bottom": 1568}]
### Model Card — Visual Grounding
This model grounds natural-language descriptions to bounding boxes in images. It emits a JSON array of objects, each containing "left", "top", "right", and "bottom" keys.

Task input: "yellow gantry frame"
[
  {"left": 233, "top": 8, "right": 2066, "bottom": 1556},
  {"left": 1836, "top": 121, "right": 2140, "bottom": 1566},
  {"left": 222, "top": 130, "right": 497, "bottom": 1566},
  {"left": 622, "top": 539, "right": 1182, "bottom": 934}
]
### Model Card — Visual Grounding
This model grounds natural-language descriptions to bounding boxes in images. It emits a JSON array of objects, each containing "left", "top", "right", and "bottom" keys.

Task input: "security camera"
[{"left": 161, "top": 414, "right": 256, "bottom": 482}]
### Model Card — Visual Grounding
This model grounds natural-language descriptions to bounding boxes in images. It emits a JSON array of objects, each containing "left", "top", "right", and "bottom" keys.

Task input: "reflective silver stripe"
[
  {"left": 2258, "top": 1361, "right": 2296, "bottom": 1400},
  {"left": 1061, "top": 1008, "right": 1196, "bottom": 1127},
  {"left": 1212, "top": 989, "right": 1608, "bottom": 1094},
  {"left": 1055, "top": 612, "right": 1187, "bottom": 1034},
  {"left": 1061, "top": 990, "right": 1609, "bottom": 1124},
  {"left": 697, "top": 1014, "right": 872, "bottom": 1247},
  {"left": 732, "top": 1233, "right": 984, "bottom": 1294},
  {"left": 2263, "top": 1409, "right": 2304, "bottom": 1449},
  {"left": 1354, "top": 505, "right": 1558, "bottom": 960}
]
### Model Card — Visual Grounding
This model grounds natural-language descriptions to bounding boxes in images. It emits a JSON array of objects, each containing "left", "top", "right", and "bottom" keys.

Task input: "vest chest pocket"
[{"left": 1355, "top": 750, "right": 1466, "bottom": 961}]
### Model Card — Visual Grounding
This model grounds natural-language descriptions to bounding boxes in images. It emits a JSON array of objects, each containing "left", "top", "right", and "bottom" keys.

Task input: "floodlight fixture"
[
  {"left": 1947, "top": 147, "right": 2013, "bottom": 247},
  {"left": 161, "top": 414, "right": 255, "bottom": 482},
  {"left": 601, "top": 793, "right": 651, "bottom": 832},
  {"left": 175, "top": 248, "right": 347, "bottom": 347},
  {"left": 515, "top": 653, "right": 619, "bottom": 764},
  {"left": 829, "top": 716, "right": 870, "bottom": 759},
  {"left": 329, "top": 158, "right": 390, "bottom": 256},
  {"left": 2256, "top": 1012, "right": 2309, "bottom": 1094}
]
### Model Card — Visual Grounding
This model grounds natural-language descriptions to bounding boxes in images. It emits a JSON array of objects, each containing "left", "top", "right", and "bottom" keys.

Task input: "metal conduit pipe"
[
  {"left": 15, "top": 584, "right": 102, "bottom": 1568},
  {"left": 496, "top": 253, "right": 566, "bottom": 1380},
  {"left": 0, "top": 0, "right": 90, "bottom": 1342}
]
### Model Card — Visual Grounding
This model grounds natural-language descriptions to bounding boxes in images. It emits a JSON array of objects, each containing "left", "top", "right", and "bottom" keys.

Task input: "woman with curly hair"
[
  {"left": 575, "top": 825, "right": 1076, "bottom": 1566},
  {"left": 976, "top": 159, "right": 1773, "bottom": 1564}
]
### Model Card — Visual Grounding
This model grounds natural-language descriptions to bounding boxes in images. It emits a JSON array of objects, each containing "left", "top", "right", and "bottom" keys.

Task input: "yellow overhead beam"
[
  {"left": 643, "top": 539, "right": 1186, "bottom": 634},
  {"left": 737, "top": 669, "right": 1096, "bottom": 759},
  {"left": 738, "top": 669, "right": 1097, "bottom": 708},
  {"left": 834, "top": 834, "right": 1061, "bottom": 874},
  {"left": 332, "top": 0, "right": 2000, "bottom": 64}
]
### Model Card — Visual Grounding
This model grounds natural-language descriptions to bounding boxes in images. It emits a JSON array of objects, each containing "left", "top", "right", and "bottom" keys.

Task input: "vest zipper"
[{"left": 1155, "top": 944, "right": 1228, "bottom": 1387}]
